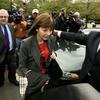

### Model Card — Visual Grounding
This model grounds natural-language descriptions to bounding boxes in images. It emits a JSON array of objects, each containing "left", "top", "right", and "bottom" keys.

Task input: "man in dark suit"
[
  {"left": 0, "top": 9, "right": 19, "bottom": 86},
  {"left": 55, "top": 30, "right": 100, "bottom": 92}
]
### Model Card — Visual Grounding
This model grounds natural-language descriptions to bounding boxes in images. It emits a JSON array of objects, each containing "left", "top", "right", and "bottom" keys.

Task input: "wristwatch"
[{"left": 63, "top": 72, "right": 72, "bottom": 80}]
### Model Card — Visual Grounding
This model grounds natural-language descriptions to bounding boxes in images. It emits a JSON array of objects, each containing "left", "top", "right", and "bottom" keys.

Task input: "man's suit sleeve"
[{"left": 60, "top": 31, "right": 87, "bottom": 45}]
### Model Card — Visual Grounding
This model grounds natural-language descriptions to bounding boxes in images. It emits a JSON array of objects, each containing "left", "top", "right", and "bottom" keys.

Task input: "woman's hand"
[{"left": 50, "top": 52, "right": 57, "bottom": 60}]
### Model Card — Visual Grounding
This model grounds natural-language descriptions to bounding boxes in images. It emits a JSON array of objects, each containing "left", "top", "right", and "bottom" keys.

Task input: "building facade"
[{"left": 71, "top": 0, "right": 100, "bottom": 3}]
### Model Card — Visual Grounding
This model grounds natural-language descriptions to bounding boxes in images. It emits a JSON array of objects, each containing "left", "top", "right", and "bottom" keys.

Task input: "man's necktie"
[{"left": 3, "top": 25, "right": 9, "bottom": 49}]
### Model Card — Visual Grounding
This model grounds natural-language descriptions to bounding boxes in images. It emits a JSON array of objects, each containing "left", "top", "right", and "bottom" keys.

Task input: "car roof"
[{"left": 82, "top": 28, "right": 100, "bottom": 35}]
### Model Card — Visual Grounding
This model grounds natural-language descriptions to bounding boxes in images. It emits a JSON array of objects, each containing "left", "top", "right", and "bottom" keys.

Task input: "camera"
[
  {"left": 8, "top": 8, "right": 22, "bottom": 24},
  {"left": 26, "top": 15, "right": 33, "bottom": 26},
  {"left": 13, "top": 15, "right": 22, "bottom": 24}
]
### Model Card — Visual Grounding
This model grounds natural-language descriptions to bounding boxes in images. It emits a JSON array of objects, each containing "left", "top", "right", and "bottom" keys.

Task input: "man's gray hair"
[{"left": 0, "top": 9, "right": 9, "bottom": 16}]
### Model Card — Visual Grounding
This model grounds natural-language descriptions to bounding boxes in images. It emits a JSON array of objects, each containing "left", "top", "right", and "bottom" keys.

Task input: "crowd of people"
[{"left": 0, "top": 6, "right": 100, "bottom": 100}]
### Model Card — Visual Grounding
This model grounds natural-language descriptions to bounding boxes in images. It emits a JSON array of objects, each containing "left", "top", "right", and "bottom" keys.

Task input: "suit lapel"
[
  {"left": 7, "top": 23, "right": 16, "bottom": 48},
  {"left": 0, "top": 25, "right": 7, "bottom": 46},
  {"left": 7, "top": 24, "right": 13, "bottom": 39},
  {"left": 47, "top": 35, "right": 56, "bottom": 53},
  {"left": 30, "top": 35, "right": 54, "bottom": 67},
  {"left": 31, "top": 36, "right": 40, "bottom": 67},
  {"left": 0, "top": 25, "right": 4, "bottom": 37}
]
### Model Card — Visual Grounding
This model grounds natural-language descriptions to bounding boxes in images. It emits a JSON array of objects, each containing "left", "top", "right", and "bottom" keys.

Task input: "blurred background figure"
[
  {"left": 55, "top": 8, "right": 67, "bottom": 31},
  {"left": 27, "top": 8, "right": 39, "bottom": 36},
  {"left": 32, "top": 8, "right": 39, "bottom": 20},
  {"left": 66, "top": 11, "right": 85, "bottom": 33},
  {"left": 11, "top": 7, "right": 28, "bottom": 49},
  {"left": 11, "top": 8, "right": 28, "bottom": 67},
  {"left": 19, "top": 8, "right": 26, "bottom": 20},
  {"left": 91, "top": 21, "right": 96, "bottom": 28}
]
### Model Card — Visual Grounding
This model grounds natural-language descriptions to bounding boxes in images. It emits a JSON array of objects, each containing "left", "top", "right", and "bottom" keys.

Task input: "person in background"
[
  {"left": 54, "top": 30, "right": 100, "bottom": 92},
  {"left": 31, "top": 8, "right": 39, "bottom": 20},
  {"left": 91, "top": 21, "right": 96, "bottom": 28},
  {"left": 67, "top": 12, "right": 84, "bottom": 33},
  {"left": 11, "top": 8, "right": 28, "bottom": 67},
  {"left": 27, "top": 8, "right": 39, "bottom": 36},
  {"left": 19, "top": 8, "right": 26, "bottom": 20},
  {"left": 11, "top": 14, "right": 28, "bottom": 50},
  {"left": 55, "top": 8, "right": 67, "bottom": 31},
  {"left": 0, "top": 9, "right": 19, "bottom": 87}
]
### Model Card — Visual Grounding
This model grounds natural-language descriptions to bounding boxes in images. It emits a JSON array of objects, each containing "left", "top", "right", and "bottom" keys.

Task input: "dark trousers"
[{"left": 0, "top": 50, "right": 17, "bottom": 82}]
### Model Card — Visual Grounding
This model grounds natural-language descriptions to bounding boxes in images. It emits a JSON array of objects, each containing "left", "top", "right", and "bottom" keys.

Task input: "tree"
[
  {"left": 0, "top": 0, "right": 100, "bottom": 22},
  {"left": 0, "top": 0, "right": 10, "bottom": 10}
]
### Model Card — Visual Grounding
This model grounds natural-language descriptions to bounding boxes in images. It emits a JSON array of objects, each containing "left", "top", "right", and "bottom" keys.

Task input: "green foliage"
[
  {"left": 0, "top": 0, "right": 10, "bottom": 10},
  {"left": 0, "top": 0, "right": 100, "bottom": 20}
]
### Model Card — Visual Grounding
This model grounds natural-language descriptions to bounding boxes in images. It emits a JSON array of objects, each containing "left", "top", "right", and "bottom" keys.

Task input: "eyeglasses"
[{"left": 0, "top": 16, "right": 8, "bottom": 19}]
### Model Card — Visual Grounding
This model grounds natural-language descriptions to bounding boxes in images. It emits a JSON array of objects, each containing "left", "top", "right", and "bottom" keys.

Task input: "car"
[
  {"left": 55, "top": 28, "right": 100, "bottom": 73},
  {"left": 82, "top": 28, "right": 100, "bottom": 35},
  {"left": 95, "top": 21, "right": 100, "bottom": 24}
]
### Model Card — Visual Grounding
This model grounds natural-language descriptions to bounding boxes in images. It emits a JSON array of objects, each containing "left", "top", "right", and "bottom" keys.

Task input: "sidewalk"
[{"left": 0, "top": 71, "right": 21, "bottom": 100}]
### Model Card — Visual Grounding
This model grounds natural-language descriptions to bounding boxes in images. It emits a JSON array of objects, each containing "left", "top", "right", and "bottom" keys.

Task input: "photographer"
[
  {"left": 11, "top": 8, "right": 28, "bottom": 50},
  {"left": 66, "top": 12, "right": 84, "bottom": 33},
  {"left": 55, "top": 8, "right": 67, "bottom": 31},
  {"left": 26, "top": 9, "right": 40, "bottom": 36}
]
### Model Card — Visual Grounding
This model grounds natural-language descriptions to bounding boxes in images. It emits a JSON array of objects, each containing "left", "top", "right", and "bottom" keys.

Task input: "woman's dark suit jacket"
[
  {"left": 60, "top": 31, "right": 100, "bottom": 83},
  {"left": 19, "top": 35, "right": 56, "bottom": 76}
]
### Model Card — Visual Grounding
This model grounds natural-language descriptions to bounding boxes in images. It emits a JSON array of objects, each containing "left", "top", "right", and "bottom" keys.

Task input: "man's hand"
[
  {"left": 52, "top": 30, "right": 58, "bottom": 36},
  {"left": 53, "top": 30, "right": 62, "bottom": 37}
]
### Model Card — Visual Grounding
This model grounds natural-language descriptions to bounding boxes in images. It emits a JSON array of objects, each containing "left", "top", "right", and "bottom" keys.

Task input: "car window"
[
  {"left": 82, "top": 29, "right": 100, "bottom": 35},
  {"left": 55, "top": 40, "right": 85, "bottom": 72}
]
